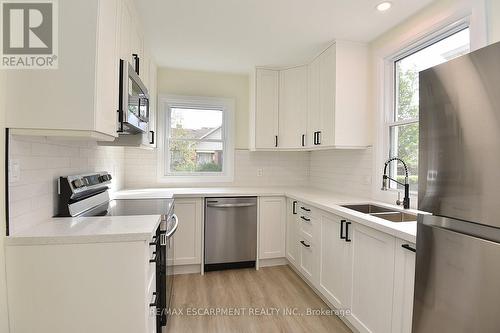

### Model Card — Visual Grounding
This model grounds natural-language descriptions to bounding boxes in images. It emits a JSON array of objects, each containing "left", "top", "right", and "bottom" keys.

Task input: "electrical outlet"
[
  {"left": 257, "top": 168, "right": 264, "bottom": 177},
  {"left": 9, "top": 159, "right": 20, "bottom": 183}
]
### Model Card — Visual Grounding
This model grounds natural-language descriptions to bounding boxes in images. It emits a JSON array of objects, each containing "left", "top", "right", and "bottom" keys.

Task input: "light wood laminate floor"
[{"left": 166, "top": 265, "right": 352, "bottom": 333}]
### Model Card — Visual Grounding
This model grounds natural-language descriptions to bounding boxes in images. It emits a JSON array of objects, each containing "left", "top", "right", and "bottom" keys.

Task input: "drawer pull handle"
[
  {"left": 300, "top": 216, "right": 311, "bottom": 222},
  {"left": 300, "top": 206, "right": 311, "bottom": 212},
  {"left": 300, "top": 240, "right": 311, "bottom": 248},
  {"left": 149, "top": 252, "right": 157, "bottom": 263}
]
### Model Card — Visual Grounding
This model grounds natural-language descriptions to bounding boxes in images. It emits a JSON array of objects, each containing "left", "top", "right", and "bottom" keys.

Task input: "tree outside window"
[{"left": 389, "top": 27, "right": 470, "bottom": 191}]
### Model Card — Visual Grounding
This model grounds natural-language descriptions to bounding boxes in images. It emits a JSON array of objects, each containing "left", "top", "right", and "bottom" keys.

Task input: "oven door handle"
[
  {"left": 206, "top": 203, "right": 256, "bottom": 208},
  {"left": 166, "top": 214, "right": 178, "bottom": 238}
]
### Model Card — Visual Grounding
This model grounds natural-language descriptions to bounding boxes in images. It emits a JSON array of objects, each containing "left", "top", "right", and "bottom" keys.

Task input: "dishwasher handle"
[{"left": 207, "top": 203, "right": 256, "bottom": 208}]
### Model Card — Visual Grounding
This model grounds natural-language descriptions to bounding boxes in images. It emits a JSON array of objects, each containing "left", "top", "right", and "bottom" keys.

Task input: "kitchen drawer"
[
  {"left": 298, "top": 202, "right": 319, "bottom": 219},
  {"left": 298, "top": 231, "right": 317, "bottom": 284},
  {"left": 299, "top": 214, "right": 315, "bottom": 238}
]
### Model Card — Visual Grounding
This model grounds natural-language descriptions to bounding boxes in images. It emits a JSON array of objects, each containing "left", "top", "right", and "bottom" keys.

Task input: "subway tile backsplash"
[
  {"left": 8, "top": 135, "right": 125, "bottom": 234},
  {"left": 7, "top": 135, "right": 373, "bottom": 234},
  {"left": 309, "top": 148, "right": 373, "bottom": 198},
  {"left": 124, "top": 148, "right": 310, "bottom": 189}
]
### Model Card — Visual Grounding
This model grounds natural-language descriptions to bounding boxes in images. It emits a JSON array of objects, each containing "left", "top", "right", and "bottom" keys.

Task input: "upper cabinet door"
[
  {"left": 307, "top": 57, "right": 321, "bottom": 148},
  {"left": 318, "top": 46, "right": 336, "bottom": 147},
  {"left": 254, "top": 69, "right": 280, "bottom": 149},
  {"left": 279, "top": 66, "right": 308, "bottom": 149}
]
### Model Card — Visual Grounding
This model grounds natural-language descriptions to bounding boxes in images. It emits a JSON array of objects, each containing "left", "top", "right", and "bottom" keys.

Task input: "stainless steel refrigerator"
[{"left": 415, "top": 41, "right": 500, "bottom": 332}]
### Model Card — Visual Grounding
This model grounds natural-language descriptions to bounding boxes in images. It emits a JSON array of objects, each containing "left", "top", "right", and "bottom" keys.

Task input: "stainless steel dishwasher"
[{"left": 204, "top": 197, "right": 257, "bottom": 271}]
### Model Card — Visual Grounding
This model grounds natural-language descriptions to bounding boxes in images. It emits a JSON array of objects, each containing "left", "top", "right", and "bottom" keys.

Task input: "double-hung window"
[
  {"left": 161, "top": 96, "right": 234, "bottom": 182},
  {"left": 387, "top": 26, "right": 470, "bottom": 191}
]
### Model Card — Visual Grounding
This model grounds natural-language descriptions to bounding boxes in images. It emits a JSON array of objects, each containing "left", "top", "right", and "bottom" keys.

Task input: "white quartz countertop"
[
  {"left": 6, "top": 215, "right": 162, "bottom": 246},
  {"left": 115, "top": 187, "right": 421, "bottom": 243}
]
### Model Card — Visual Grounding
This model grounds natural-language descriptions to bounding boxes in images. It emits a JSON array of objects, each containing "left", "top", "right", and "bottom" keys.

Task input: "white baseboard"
[
  {"left": 172, "top": 264, "right": 201, "bottom": 275},
  {"left": 258, "top": 257, "right": 287, "bottom": 268}
]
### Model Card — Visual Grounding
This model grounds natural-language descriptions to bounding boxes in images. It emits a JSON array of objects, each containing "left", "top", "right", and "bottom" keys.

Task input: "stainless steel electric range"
[{"left": 56, "top": 171, "right": 176, "bottom": 332}]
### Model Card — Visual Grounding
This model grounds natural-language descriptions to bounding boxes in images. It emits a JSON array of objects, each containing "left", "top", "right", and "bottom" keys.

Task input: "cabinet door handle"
[
  {"left": 317, "top": 131, "right": 322, "bottom": 145},
  {"left": 301, "top": 134, "right": 305, "bottom": 147},
  {"left": 300, "top": 240, "right": 311, "bottom": 248},
  {"left": 300, "top": 206, "right": 311, "bottom": 212},
  {"left": 149, "top": 130, "right": 155, "bottom": 144},
  {"left": 402, "top": 244, "right": 416, "bottom": 252},
  {"left": 149, "top": 252, "right": 157, "bottom": 263},
  {"left": 149, "top": 292, "right": 157, "bottom": 307},
  {"left": 313, "top": 132, "right": 317, "bottom": 145},
  {"left": 340, "top": 220, "right": 346, "bottom": 239},
  {"left": 300, "top": 216, "right": 311, "bottom": 222},
  {"left": 132, "top": 53, "right": 140, "bottom": 75},
  {"left": 275, "top": 135, "right": 278, "bottom": 147},
  {"left": 345, "top": 221, "right": 351, "bottom": 242},
  {"left": 292, "top": 201, "right": 297, "bottom": 215}
]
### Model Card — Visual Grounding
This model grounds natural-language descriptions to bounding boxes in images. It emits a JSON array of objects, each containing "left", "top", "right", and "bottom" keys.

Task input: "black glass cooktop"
[{"left": 81, "top": 198, "right": 174, "bottom": 218}]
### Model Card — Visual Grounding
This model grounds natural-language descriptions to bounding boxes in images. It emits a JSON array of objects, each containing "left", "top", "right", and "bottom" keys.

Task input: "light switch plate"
[
  {"left": 257, "top": 168, "right": 263, "bottom": 177},
  {"left": 9, "top": 159, "right": 20, "bottom": 183}
]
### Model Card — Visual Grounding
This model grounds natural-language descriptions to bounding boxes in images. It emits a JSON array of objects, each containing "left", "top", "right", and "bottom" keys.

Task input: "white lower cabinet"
[
  {"left": 350, "top": 223, "right": 396, "bottom": 333},
  {"left": 318, "top": 212, "right": 352, "bottom": 309},
  {"left": 6, "top": 238, "right": 156, "bottom": 333},
  {"left": 172, "top": 198, "right": 203, "bottom": 265},
  {"left": 285, "top": 202, "right": 416, "bottom": 333},
  {"left": 392, "top": 240, "right": 416, "bottom": 333},
  {"left": 259, "top": 197, "right": 286, "bottom": 259}
]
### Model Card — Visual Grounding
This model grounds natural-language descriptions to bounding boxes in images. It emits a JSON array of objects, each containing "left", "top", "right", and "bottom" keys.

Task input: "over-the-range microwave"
[{"left": 118, "top": 58, "right": 149, "bottom": 134}]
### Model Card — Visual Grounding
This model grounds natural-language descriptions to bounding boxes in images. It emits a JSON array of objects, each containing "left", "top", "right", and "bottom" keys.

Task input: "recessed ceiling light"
[{"left": 376, "top": 1, "right": 392, "bottom": 12}]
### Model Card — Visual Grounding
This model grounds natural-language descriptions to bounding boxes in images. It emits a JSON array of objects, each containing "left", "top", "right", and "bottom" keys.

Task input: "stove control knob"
[
  {"left": 72, "top": 179, "right": 85, "bottom": 189},
  {"left": 99, "top": 174, "right": 112, "bottom": 182}
]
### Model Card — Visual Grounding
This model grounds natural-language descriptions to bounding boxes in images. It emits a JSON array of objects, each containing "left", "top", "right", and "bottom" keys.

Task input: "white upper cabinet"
[
  {"left": 5, "top": 0, "right": 121, "bottom": 140},
  {"left": 250, "top": 69, "right": 280, "bottom": 149},
  {"left": 250, "top": 40, "right": 370, "bottom": 150},
  {"left": 308, "top": 41, "right": 370, "bottom": 148},
  {"left": 278, "top": 66, "right": 308, "bottom": 149}
]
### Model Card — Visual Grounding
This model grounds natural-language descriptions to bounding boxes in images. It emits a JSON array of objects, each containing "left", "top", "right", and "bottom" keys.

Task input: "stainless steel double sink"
[{"left": 341, "top": 204, "right": 417, "bottom": 223}]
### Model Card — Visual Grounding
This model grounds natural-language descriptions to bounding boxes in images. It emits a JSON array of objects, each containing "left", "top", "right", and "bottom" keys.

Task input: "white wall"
[
  {"left": 158, "top": 67, "right": 249, "bottom": 149},
  {"left": 7, "top": 136, "right": 125, "bottom": 234},
  {"left": 124, "top": 148, "right": 309, "bottom": 189},
  {"left": 487, "top": 0, "right": 500, "bottom": 43},
  {"left": 369, "top": 0, "right": 489, "bottom": 207},
  {"left": 0, "top": 59, "right": 9, "bottom": 333}
]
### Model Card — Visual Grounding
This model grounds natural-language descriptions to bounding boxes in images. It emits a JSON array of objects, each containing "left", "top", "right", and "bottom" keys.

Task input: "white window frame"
[
  {"left": 157, "top": 95, "right": 235, "bottom": 183},
  {"left": 383, "top": 18, "right": 471, "bottom": 191}
]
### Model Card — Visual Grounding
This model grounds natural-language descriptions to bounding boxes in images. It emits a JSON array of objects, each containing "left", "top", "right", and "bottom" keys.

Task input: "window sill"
[{"left": 157, "top": 174, "right": 234, "bottom": 184}]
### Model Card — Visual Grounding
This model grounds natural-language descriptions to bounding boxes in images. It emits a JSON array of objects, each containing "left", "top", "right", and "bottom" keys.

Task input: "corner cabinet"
[
  {"left": 250, "top": 40, "right": 370, "bottom": 150},
  {"left": 5, "top": 0, "right": 121, "bottom": 141}
]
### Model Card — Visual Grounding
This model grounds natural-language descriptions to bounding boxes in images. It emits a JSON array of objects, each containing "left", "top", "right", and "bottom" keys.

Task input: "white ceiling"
[{"left": 135, "top": 0, "right": 435, "bottom": 73}]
